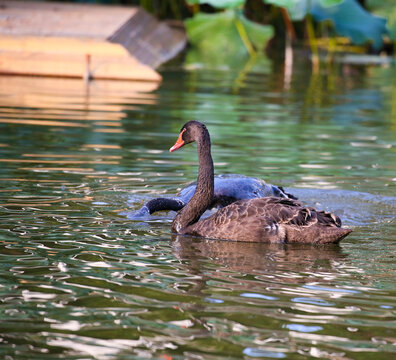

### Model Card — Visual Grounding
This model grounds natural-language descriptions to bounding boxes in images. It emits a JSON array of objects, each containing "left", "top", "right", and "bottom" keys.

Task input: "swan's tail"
[{"left": 317, "top": 228, "right": 353, "bottom": 244}]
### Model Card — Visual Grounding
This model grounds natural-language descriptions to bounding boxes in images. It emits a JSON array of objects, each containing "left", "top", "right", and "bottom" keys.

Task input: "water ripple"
[{"left": 0, "top": 67, "right": 395, "bottom": 359}]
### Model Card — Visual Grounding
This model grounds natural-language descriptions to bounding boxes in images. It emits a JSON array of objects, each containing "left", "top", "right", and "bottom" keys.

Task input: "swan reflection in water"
[{"left": 170, "top": 234, "right": 348, "bottom": 297}]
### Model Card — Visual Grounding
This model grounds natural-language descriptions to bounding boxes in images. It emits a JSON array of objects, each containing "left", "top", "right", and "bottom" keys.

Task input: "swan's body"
[
  {"left": 132, "top": 174, "right": 295, "bottom": 218},
  {"left": 177, "top": 197, "right": 350, "bottom": 243},
  {"left": 169, "top": 121, "right": 352, "bottom": 244}
]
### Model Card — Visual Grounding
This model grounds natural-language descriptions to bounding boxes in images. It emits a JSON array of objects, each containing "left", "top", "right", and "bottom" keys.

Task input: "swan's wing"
[
  {"left": 184, "top": 197, "right": 345, "bottom": 243},
  {"left": 248, "top": 197, "right": 342, "bottom": 228}
]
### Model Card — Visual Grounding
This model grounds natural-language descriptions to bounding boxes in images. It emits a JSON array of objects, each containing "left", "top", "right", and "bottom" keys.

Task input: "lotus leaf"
[
  {"left": 367, "top": 0, "right": 396, "bottom": 40},
  {"left": 265, "top": 0, "right": 387, "bottom": 49},
  {"left": 185, "top": 9, "right": 274, "bottom": 66},
  {"left": 311, "top": 0, "right": 387, "bottom": 50}
]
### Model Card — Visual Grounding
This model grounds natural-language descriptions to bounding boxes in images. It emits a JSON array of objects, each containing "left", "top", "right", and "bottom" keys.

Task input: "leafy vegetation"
[
  {"left": 185, "top": 9, "right": 272, "bottom": 55},
  {"left": 187, "top": 1, "right": 389, "bottom": 50},
  {"left": 367, "top": 0, "right": 396, "bottom": 41},
  {"left": 79, "top": 0, "right": 395, "bottom": 65},
  {"left": 180, "top": 0, "right": 392, "bottom": 69},
  {"left": 307, "top": 0, "right": 387, "bottom": 50}
]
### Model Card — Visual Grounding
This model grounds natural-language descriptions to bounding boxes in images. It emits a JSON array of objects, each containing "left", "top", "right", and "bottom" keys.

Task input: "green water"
[{"left": 0, "top": 57, "right": 395, "bottom": 359}]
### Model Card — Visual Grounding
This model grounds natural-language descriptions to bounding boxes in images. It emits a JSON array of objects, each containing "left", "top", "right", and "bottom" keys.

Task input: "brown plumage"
[{"left": 169, "top": 121, "right": 352, "bottom": 244}]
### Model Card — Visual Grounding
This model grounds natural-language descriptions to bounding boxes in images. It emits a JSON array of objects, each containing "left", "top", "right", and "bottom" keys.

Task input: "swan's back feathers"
[{"left": 183, "top": 197, "right": 351, "bottom": 244}]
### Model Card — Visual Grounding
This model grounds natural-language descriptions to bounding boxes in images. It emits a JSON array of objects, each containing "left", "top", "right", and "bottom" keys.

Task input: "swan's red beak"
[{"left": 169, "top": 129, "right": 186, "bottom": 152}]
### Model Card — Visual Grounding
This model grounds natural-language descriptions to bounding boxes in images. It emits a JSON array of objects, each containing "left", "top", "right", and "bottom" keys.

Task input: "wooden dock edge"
[
  {"left": 0, "top": 2, "right": 187, "bottom": 81},
  {"left": 0, "top": 36, "right": 161, "bottom": 81}
]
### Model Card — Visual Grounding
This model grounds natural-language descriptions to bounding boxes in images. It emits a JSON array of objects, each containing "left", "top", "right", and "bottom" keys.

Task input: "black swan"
[
  {"left": 169, "top": 121, "right": 352, "bottom": 244},
  {"left": 132, "top": 174, "right": 296, "bottom": 218}
]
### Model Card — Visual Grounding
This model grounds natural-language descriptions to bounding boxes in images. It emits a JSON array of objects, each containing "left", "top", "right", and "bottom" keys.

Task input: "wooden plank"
[
  {"left": 0, "top": 35, "right": 130, "bottom": 56},
  {"left": 0, "top": 1, "right": 136, "bottom": 38},
  {"left": 0, "top": 50, "right": 161, "bottom": 81},
  {"left": 0, "top": 1, "right": 186, "bottom": 80},
  {"left": 109, "top": 10, "right": 186, "bottom": 68}
]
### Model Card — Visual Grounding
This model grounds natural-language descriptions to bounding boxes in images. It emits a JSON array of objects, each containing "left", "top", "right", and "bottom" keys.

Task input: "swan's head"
[{"left": 169, "top": 121, "right": 208, "bottom": 152}]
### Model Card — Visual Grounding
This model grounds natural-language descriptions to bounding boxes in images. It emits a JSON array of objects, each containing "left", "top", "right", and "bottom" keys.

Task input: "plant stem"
[
  {"left": 280, "top": 7, "right": 296, "bottom": 41},
  {"left": 235, "top": 15, "right": 256, "bottom": 57},
  {"left": 306, "top": 13, "right": 319, "bottom": 72}
]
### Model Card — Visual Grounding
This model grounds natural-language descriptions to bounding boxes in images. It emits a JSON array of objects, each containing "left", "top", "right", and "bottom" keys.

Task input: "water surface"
[{"left": 0, "top": 58, "right": 395, "bottom": 359}]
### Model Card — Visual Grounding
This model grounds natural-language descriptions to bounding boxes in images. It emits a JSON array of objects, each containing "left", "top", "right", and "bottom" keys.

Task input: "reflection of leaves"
[
  {"left": 185, "top": 9, "right": 273, "bottom": 68},
  {"left": 185, "top": 46, "right": 246, "bottom": 69},
  {"left": 186, "top": 0, "right": 245, "bottom": 9},
  {"left": 185, "top": 47, "right": 271, "bottom": 73}
]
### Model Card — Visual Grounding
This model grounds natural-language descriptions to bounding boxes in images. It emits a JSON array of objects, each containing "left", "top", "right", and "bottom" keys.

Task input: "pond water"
[{"left": 0, "top": 56, "right": 395, "bottom": 359}]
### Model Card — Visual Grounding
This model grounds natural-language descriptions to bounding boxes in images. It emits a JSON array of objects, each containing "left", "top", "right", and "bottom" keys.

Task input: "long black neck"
[
  {"left": 172, "top": 130, "right": 214, "bottom": 233},
  {"left": 146, "top": 197, "right": 185, "bottom": 214}
]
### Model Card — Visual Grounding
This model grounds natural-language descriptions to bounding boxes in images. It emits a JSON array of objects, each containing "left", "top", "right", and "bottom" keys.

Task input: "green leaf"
[
  {"left": 239, "top": 12, "right": 274, "bottom": 50},
  {"left": 367, "top": 0, "right": 396, "bottom": 40},
  {"left": 185, "top": 10, "right": 274, "bottom": 65},
  {"left": 310, "top": 0, "right": 388, "bottom": 50},
  {"left": 265, "top": 0, "right": 388, "bottom": 49},
  {"left": 320, "top": 0, "right": 344, "bottom": 6},
  {"left": 186, "top": 0, "right": 245, "bottom": 9},
  {"left": 185, "top": 48, "right": 272, "bottom": 72},
  {"left": 185, "top": 11, "right": 240, "bottom": 51},
  {"left": 264, "top": 0, "right": 308, "bottom": 20}
]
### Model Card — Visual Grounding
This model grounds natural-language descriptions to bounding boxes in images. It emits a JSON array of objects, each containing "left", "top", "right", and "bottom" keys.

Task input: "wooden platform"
[{"left": 0, "top": 1, "right": 186, "bottom": 81}]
